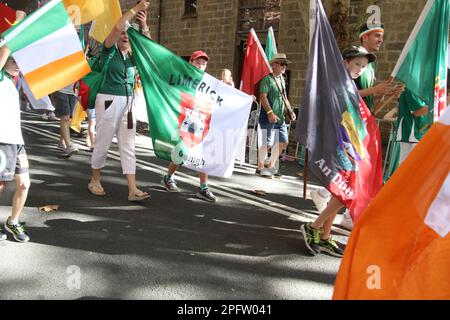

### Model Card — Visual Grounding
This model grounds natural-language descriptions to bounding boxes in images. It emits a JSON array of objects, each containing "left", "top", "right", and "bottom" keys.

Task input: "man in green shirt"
[
  {"left": 395, "top": 89, "right": 428, "bottom": 164},
  {"left": 257, "top": 53, "right": 296, "bottom": 178},
  {"left": 356, "top": 23, "right": 400, "bottom": 112}
]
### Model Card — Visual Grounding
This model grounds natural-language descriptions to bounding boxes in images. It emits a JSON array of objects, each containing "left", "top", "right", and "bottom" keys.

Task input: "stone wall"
[{"left": 120, "top": 0, "right": 239, "bottom": 79}]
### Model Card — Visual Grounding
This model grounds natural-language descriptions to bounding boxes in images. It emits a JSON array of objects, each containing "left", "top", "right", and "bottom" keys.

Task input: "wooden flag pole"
[{"left": 303, "top": 148, "right": 308, "bottom": 200}]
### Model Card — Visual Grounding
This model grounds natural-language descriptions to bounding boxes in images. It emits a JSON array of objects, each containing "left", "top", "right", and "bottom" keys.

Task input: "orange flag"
[
  {"left": 63, "top": 0, "right": 105, "bottom": 25},
  {"left": 89, "top": 0, "right": 122, "bottom": 43},
  {"left": 333, "top": 107, "right": 450, "bottom": 300}
]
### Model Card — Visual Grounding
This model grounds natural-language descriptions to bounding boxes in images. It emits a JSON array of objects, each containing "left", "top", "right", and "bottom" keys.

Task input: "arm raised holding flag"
[{"left": 88, "top": 0, "right": 150, "bottom": 202}]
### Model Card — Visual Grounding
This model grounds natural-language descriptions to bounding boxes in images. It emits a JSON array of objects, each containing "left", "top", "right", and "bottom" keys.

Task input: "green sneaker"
[
  {"left": 5, "top": 217, "right": 30, "bottom": 243},
  {"left": 319, "top": 237, "right": 344, "bottom": 257},
  {"left": 300, "top": 222, "right": 321, "bottom": 255}
]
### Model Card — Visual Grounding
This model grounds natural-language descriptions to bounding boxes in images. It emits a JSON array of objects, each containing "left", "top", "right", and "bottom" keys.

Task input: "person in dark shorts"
[
  {"left": 0, "top": 10, "right": 31, "bottom": 242},
  {"left": 53, "top": 85, "right": 78, "bottom": 157}
]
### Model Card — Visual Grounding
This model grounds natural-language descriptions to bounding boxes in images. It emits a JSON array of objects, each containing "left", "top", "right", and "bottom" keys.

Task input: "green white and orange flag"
[
  {"left": 391, "top": 0, "right": 450, "bottom": 124},
  {"left": 128, "top": 28, "right": 253, "bottom": 177},
  {"left": 265, "top": 26, "right": 277, "bottom": 61},
  {"left": 333, "top": 107, "right": 450, "bottom": 300},
  {"left": 1, "top": 0, "right": 90, "bottom": 99}
]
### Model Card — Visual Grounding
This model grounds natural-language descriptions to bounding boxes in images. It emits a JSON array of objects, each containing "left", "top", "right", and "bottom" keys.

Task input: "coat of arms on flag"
[{"left": 179, "top": 92, "right": 212, "bottom": 148}]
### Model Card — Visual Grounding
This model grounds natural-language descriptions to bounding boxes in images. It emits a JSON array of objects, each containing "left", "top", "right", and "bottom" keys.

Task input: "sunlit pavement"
[{"left": 0, "top": 111, "right": 349, "bottom": 300}]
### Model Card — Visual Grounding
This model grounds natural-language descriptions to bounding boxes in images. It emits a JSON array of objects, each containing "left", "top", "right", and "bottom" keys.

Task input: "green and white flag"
[
  {"left": 128, "top": 28, "right": 253, "bottom": 177},
  {"left": 265, "top": 26, "right": 277, "bottom": 61},
  {"left": 391, "top": 0, "right": 450, "bottom": 123}
]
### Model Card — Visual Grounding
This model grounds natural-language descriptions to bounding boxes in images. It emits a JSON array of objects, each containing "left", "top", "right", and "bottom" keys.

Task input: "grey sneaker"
[
  {"left": 300, "top": 222, "right": 321, "bottom": 255},
  {"left": 5, "top": 217, "right": 30, "bottom": 243},
  {"left": 48, "top": 112, "right": 58, "bottom": 121},
  {"left": 57, "top": 141, "right": 66, "bottom": 151},
  {"left": 260, "top": 168, "right": 273, "bottom": 179},
  {"left": 196, "top": 188, "right": 217, "bottom": 202},
  {"left": 161, "top": 176, "right": 179, "bottom": 192},
  {"left": 62, "top": 144, "right": 78, "bottom": 157}
]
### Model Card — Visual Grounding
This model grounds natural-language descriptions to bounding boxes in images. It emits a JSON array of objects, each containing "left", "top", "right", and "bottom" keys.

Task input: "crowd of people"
[{"left": 0, "top": 0, "right": 425, "bottom": 264}]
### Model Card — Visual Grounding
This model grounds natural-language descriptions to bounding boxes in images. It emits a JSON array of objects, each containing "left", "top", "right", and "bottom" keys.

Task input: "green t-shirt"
[
  {"left": 396, "top": 89, "right": 428, "bottom": 142},
  {"left": 98, "top": 45, "right": 136, "bottom": 97},
  {"left": 355, "top": 62, "right": 376, "bottom": 111},
  {"left": 259, "top": 74, "right": 285, "bottom": 124}
]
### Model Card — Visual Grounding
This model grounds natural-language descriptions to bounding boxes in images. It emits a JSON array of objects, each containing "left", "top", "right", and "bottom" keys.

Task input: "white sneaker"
[
  {"left": 310, "top": 189, "right": 329, "bottom": 212},
  {"left": 57, "top": 141, "right": 66, "bottom": 151},
  {"left": 48, "top": 112, "right": 58, "bottom": 121},
  {"left": 63, "top": 144, "right": 78, "bottom": 157},
  {"left": 260, "top": 168, "right": 273, "bottom": 179},
  {"left": 339, "top": 209, "right": 354, "bottom": 230},
  {"left": 41, "top": 113, "right": 49, "bottom": 120}
]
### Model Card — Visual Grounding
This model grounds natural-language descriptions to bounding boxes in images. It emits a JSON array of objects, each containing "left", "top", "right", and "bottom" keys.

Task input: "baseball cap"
[
  {"left": 189, "top": 50, "right": 209, "bottom": 62},
  {"left": 342, "top": 45, "right": 376, "bottom": 63},
  {"left": 359, "top": 22, "right": 384, "bottom": 39}
]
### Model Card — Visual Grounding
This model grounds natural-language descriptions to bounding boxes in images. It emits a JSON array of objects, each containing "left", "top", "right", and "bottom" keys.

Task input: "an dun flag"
[
  {"left": 333, "top": 108, "right": 450, "bottom": 300},
  {"left": 88, "top": 0, "right": 122, "bottom": 43},
  {"left": 392, "top": 0, "right": 450, "bottom": 123},
  {"left": 128, "top": 28, "right": 253, "bottom": 177},
  {"left": 265, "top": 26, "right": 278, "bottom": 62},
  {"left": 239, "top": 28, "right": 271, "bottom": 95},
  {"left": 0, "top": 3, "right": 16, "bottom": 34},
  {"left": 1, "top": 0, "right": 90, "bottom": 99},
  {"left": 296, "top": 0, "right": 383, "bottom": 221}
]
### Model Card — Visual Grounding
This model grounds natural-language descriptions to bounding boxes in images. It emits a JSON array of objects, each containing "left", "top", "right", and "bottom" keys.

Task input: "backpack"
[{"left": 74, "top": 49, "right": 116, "bottom": 110}]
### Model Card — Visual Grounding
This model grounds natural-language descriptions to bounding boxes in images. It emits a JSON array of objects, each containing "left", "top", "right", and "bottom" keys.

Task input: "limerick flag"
[
  {"left": 1, "top": 0, "right": 90, "bottom": 99},
  {"left": 392, "top": 0, "right": 450, "bottom": 123},
  {"left": 128, "top": 28, "right": 253, "bottom": 177},
  {"left": 333, "top": 108, "right": 450, "bottom": 300},
  {"left": 297, "top": 0, "right": 383, "bottom": 221}
]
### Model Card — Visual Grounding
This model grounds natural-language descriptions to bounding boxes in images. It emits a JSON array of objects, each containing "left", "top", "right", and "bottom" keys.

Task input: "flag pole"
[
  {"left": 302, "top": 0, "right": 316, "bottom": 200},
  {"left": 303, "top": 149, "right": 308, "bottom": 199}
]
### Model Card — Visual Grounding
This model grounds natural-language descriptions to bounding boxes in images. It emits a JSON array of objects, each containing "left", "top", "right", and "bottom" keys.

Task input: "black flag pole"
[{"left": 303, "top": 148, "right": 308, "bottom": 200}]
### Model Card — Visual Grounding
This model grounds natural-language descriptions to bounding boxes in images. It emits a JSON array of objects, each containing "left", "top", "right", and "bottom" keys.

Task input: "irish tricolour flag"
[
  {"left": 1, "top": 0, "right": 90, "bottom": 99},
  {"left": 333, "top": 107, "right": 450, "bottom": 299},
  {"left": 128, "top": 28, "right": 253, "bottom": 177}
]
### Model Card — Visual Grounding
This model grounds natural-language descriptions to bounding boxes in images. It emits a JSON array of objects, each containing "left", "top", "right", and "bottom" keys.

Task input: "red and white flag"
[
  {"left": 0, "top": 2, "right": 16, "bottom": 34},
  {"left": 239, "top": 28, "right": 271, "bottom": 95}
]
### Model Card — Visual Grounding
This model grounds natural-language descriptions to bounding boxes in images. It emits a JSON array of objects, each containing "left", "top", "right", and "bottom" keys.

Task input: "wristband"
[{"left": 266, "top": 110, "right": 273, "bottom": 115}]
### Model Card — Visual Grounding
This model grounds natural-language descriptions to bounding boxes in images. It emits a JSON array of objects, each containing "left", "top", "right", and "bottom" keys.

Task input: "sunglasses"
[{"left": 277, "top": 62, "right": 288, "bottom": 66}]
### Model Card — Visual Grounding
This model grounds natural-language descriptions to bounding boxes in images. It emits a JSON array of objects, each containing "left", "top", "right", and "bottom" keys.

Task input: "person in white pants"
[{"left": 88, "top": 0, "right": 151, "bottom": 202}]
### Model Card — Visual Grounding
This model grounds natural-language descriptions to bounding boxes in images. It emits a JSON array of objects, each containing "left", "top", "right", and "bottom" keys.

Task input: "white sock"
[
  {"left": 318, "top": 187, "right": 331, "bottom": 198},
  {"left": 10, "top": 218, "right": 19, "bottom": 225}
]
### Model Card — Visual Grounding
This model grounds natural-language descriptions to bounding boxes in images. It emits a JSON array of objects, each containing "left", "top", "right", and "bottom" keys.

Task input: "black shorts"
[
  {"left": 0, "top": 144, "right": 29, "bottom": 181},
  {"left": 54, "top": 91, "right": 77, "bottom": 117}
]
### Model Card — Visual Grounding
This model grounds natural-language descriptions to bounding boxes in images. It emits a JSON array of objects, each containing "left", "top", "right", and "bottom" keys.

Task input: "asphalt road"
[{"left": 0, "top": 111, "right": 349, "bottom": 300}]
